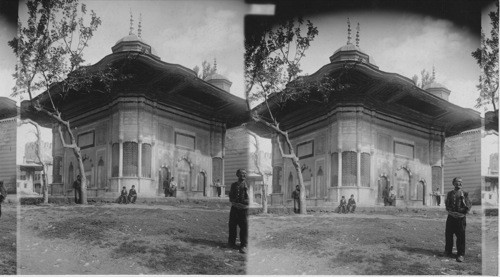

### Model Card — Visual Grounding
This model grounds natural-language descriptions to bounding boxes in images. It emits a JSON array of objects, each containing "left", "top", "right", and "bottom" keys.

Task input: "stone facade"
[
  {"left": 273, "top": 106, "right": 443, "bottom": 206},
  {"left": 257, "top": 34, "right": 480, "bottom": 207},
  {"left": 53, "top": 96, "right": 226, "bottom": 198},
  {"left": 23, "top": 33, "right": 249, "bottom": 199}
]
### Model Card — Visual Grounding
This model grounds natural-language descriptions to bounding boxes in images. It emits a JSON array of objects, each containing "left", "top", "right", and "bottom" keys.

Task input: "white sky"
[
  {"left": 0, "top": 1, "right": 496, "bottom": 162},
  {"left": 287, "top": 10, "right": 484, "bottom": 114}
]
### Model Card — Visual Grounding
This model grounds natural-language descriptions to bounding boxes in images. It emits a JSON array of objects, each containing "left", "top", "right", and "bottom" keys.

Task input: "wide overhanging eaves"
[
  {"left": 25, "top": 51, "right": 250, "bottom": 128},
  {"left": 0, "top": 97, "right": 18, "bottom": 120},
  {"left": 250, "top": 61, "right": 481, "bottom": 137}
]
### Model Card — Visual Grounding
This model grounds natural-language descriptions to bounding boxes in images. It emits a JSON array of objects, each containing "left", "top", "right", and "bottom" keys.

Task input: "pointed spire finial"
[
  {"left": 129, "top": 9, "right": 134, "bottom": 35},
  {"left": 356, "top": 22, "right": 360, "bottom": 47},
  {"left": 214, "top": 57, "right": 217, "bottom": 72},
  {"left": 347, "top": 18, "right": 352, "bottom": 44},
  {"left": 138, "top": 13, "right": 142, "bottom": 38}
]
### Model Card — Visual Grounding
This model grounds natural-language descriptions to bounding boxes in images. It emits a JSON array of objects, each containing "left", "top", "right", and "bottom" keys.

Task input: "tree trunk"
[
  {"left": 74, "top": 149, "right": 88, "bottom": 204},
  {"left": 291, "top": 157, "right": 306, "bottom": 214},
  {"left": 42, "top": 163, "right": 49, "bottom": 204},
  {"left": 26, "top": 119, "right": 50, "bottom": 204},
  {"left": 262, "top": 182, "right": 268, "bottom": 214},
  {"left": 35, "top": 129, "right": 49, "bottom": 204}
]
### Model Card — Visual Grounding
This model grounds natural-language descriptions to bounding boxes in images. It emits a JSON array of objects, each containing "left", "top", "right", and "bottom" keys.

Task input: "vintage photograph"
[
  {"left": 9, "top": 0, "right": 249, "bottom": 274},
  {"left": 243, "top": 0, "right": 497, "bottom": 275},
  {"left": 0, "top": 0, "right": 497, "bottom": 275}
]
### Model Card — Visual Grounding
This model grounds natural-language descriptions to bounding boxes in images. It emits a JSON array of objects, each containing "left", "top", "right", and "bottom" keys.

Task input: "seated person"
[
  {"left": 338, "top": 196, "right": 347, "bottom": 213},
  {"left": 169, "top": 177, "right": 177, "bottom": 197},
  {"left": 347, "top": 194, "right": 356, "bottom": 213},
  {"left": 118, "top": 186, "right": 128, "bottom": 204},
  {"left": 387, "top": 186, "right": 397, "bottom": 206},
  {"left": 128, "top": 185, "right": 137, "bottom": 204}
]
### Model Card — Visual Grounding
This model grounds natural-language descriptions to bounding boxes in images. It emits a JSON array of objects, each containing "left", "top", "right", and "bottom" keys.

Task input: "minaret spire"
[
  {"left": 138, "top": 13, "right": 142, "bottom": 38},
  {"left": 432, "top": 65, "right": 436, "bottom": 81},
  {"left": 356, "top": 23, "right": 360, "bottom": 47},
  {"left": 214, "top": 58, "right": 217, "bottom": 72},
  {"left": 129, "top": 9, "right": 134, "bottom": 35},
  {"left": 347, "top": 18, "right": 352, "bottom": 44}
]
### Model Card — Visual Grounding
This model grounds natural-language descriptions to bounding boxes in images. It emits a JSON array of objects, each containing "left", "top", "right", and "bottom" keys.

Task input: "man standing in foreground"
[
  {"left": 444, "top": 177, "right": 472, "bottom": 263},
  {"left": 228, "top": 169, "right": 249, "bottom": 254}
]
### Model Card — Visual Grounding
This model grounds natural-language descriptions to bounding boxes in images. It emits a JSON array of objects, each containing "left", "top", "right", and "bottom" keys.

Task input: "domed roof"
[
  {"left": 112, "top": 33, "right": 160, "bottom": 59},
  {"left": 204, "top": 72, "right": 230, "bottom": 82},
  {"left": 329, "top": 43, "right": 377, "bottom": 67},
  {"left": 329, "top": 20, "right": 377, "bottom": 67},
  {"left": 115, "top": 34, "right": 143, "bottom": 44},
  {"left": 423, "top": 81, "right": 449, "bottom": 91},
  {"left": 333, "top": 43, "right": 362, "bottom": 54}
]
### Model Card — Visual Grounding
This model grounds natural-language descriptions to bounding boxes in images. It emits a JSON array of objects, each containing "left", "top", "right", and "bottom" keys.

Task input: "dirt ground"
[
  {"left": 18, "top": 203, "right": 245, "bottom": 275},
  {"left": 483, "top": 216, "right": 498, "bottom": 276},
  {"left": 0, "top": 204, "right": 17, "bottom": 275},
  {"left": 248, "top": 210, "right": 484, "bottom": 275}
]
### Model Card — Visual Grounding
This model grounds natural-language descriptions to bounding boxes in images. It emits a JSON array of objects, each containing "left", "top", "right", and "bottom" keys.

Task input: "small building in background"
[
  {"left": 17, "top": 164, "right": 43, "bottom": 195},
  {"left": 482, "top": 127, "right": 498, "bottom": 206},
  {"left": 17, "top": 141, "right": 53, "bottom": 195}
]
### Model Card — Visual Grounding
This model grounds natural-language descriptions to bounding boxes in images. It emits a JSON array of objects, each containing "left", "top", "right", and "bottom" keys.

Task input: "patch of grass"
[
  {"left": 256, "top": 227, "right": 329, "bottom": 251},
  {"left": 22, "top": 206, "right": 243, "bottom": 274},
  {"left": 38, "top": 216, "right": 119, "bottom": 244},
  {"left": 0, "top": 210, "right": 17, "bottom": 275},
  {"left": 113, "top": 241, "right": 244, "bottom": 275},
  {"left": 334, "top": 249, "right": 365, "bottom": 263},
  {"left": 112, "top": 240, "right": 151, "bottom": 256}
]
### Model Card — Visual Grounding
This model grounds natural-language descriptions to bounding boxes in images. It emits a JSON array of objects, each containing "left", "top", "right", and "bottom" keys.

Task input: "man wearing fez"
[
  {"left": 228, "top": 169, "right": 249, "bottom": 254},
  {"left": 444, "top": 177, "right": 472, "bottom": 263}
]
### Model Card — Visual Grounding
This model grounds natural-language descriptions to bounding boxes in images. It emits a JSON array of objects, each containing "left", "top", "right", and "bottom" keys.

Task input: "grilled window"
[
  {"left": 112, "top": 143, "right": 119, "bottom": 177},
  {"left": 141, "top": 143, "right": 152, "bottom": 178},
  {"left": 342, "top": 151, "right": 357, "bottom": 186},
  {"left": 331, "top": 152, "right": 338, "bottom": 187},
  {"left": 360, "top": 153, "right": 370, "bottom": 187},
  {"left": 432, "top": 166, "right": 442, "bottom": 189},
  {"left": 123, "top": 142, "right": 138, "bottom": 177}
]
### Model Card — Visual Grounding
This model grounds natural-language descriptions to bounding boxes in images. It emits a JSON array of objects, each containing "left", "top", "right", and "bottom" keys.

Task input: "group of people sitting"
[
  {"left": 118, "top": 185, "right": 138, "bottom": 204},
  {"left": 337, "top": 195, "right": 357, "bottom": 213},
  {"left": 292, "top": 185, "right": 358, "bottom": 214}
]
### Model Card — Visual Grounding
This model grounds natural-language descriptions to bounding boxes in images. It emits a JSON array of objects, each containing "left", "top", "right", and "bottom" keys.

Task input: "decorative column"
[
  {"left": 440, "top": 133, "right": 445, "bottom": 205},
  {"left": 138, "top": 138, "right": 143, "bottom": 178},
  {"left": 338, "top": 116, "right": 343, "bottom": 189},
  {"left": 338, "top": 148, "right": 342, "bottom": 187},
  {"left": 151, "top": 140, "right": 155, "bottom": 179},
  {"left": 357, "top": 150, "right": 361, "bottom": 187},
  {"left": 221, "top": 124, "right": 226, "bottom": 197},
  {"left": 118, "top": 139, "right": 123, "bottom": 177}
]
